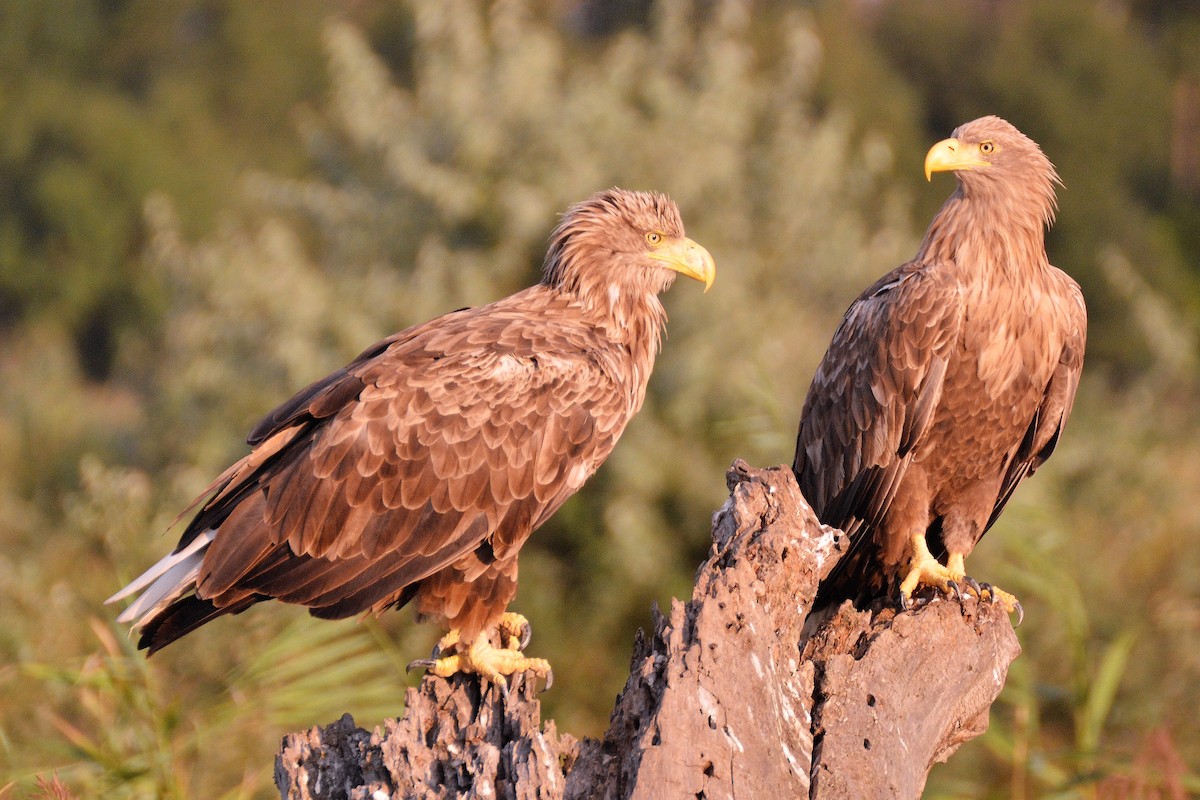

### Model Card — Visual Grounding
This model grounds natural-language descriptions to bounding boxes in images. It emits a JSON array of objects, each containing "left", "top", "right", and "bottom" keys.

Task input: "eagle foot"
[
  {"left": 895, "top": 563, "right": 1024, "bottom": 626},
  {"left": 898, "top": 545, "right": 966, "bottom": 607},
  {"left": 407, "top": 628, "right": 553, "bottom": 692},
  {"left": 419, "top": 613, "right": 532, "bottom": 661},
  {"left": 899, "top": 544, "right": 1011, "bottom": 613}
]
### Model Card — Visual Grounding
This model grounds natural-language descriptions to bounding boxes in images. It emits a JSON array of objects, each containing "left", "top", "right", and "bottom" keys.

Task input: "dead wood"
[{"left": 275, "top": 461, "right": 1020, "bottom": 800}]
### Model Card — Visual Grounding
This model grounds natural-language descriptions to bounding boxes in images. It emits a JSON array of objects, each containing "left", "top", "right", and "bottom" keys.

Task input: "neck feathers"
[
  {"left": 919, "top": 174, "right": 1056, "bottom": 279},
  {"left": 541, "top": 211, "right": 672, "bottom": 352}
]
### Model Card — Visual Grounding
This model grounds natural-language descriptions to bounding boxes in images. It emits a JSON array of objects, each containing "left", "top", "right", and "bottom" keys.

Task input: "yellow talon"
[
  {"left": 426, "top": 632, "right": 551, "bottom": 689},
  {"left": 407, "top": 616, "right": 553, "bottom": 690},
  {"left": 896, "top": 534, "right": 1023, "bottom": 623}
]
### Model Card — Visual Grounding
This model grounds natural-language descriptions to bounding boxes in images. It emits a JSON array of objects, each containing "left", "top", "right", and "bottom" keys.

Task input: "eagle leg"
[{"left": 898, "top": 540, "right": 1024, "bottom": 625}]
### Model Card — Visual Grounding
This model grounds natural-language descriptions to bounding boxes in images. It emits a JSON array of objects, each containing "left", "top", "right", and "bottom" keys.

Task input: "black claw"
[
  {"left": 900, "top": 593, "right": 913, "bottom": 611},
  {"left": 1013, "top": 602, "right": 1025, "bottom": 627},
  {"left": 518, "top": 621, "right": 532, "bottom": 651},
  {"left": 407, "top": 659, "right": 436, "bottom": 673},
  {"left": 979, "top": 582, "right": 997, "bottom": 604},
  {"left": 947, "top": 581, "right": 963, "bottom": 602},
  {"left": 962, "top": 576, "right": 982, "bottom": 597},
  {"left": 499, "top": 679, "right": 510, "bottom": 699}
]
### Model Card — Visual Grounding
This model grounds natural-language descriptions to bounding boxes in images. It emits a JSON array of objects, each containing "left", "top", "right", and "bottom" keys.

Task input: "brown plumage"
[
  {"left": 109, "top": 188, "right": 714, "bottom": 683},
  {"left": 793, "top": 116, "right": 1086, "bottom": 614}
]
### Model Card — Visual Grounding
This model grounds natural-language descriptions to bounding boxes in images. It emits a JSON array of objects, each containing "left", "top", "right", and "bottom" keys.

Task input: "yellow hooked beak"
[
  {"left": 649, "top": 236, "right": 716, "bottom": 292},
  {"left": 924, "top": 137, "right": 991, "bottom": 181}
]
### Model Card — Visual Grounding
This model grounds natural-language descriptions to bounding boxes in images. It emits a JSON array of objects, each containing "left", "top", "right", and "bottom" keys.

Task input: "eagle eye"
[
  {"left": 645, "top": 231, "right": 663, "bottom": 246},
  {"left": 980, "top": 141, "right": 996, "bottom": 155}
]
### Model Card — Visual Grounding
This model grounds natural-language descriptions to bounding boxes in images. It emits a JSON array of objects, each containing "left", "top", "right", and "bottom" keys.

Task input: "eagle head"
[{"left": 542, "top": 188, "right": 715, "bottom": 301}]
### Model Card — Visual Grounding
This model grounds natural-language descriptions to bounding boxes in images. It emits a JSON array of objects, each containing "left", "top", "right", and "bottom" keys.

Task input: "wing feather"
[
  {"left": 984, "top": 278, "right": 1086, "bottom": 532},
  {"left": 796, "top": 263, "right": 960, "bottom": 519},
  {"left": 128, "top": 289, "right": 632, "bottom": 647},
  {"left": 794, "top": 262, "right": 961, "bottom": 597}
]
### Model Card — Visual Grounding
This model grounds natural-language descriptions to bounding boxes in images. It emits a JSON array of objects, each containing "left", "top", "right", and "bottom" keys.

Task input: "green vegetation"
[{"left": 1, "top": 1, "right": 1197, "bottom": 797}]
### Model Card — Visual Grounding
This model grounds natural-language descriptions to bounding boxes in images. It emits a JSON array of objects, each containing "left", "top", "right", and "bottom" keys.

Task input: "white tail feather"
[{"left": 107, "top": 530, "right": 215, "bottom": 627}]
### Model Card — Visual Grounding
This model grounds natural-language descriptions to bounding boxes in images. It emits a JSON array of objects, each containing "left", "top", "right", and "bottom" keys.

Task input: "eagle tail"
[
  {"left": 138, "top": 594, "right": 259, "bottom": 654},
  {"left": 106, "top": 529, "right": 216, "bottom": 627}
]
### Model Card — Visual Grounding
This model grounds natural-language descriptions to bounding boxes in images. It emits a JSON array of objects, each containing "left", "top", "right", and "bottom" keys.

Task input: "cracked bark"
[{"left": 275, "top": 461, "right": 1020, "bottom": 800}]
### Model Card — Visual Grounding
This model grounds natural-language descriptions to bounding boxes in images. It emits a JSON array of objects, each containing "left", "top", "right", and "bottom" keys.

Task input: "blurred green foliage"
[{"left": 0, "top": 1, "right": 1197, "bottom": 797}]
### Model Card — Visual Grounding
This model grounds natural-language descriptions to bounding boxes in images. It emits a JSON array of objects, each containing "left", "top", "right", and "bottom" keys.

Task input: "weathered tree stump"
[{"left": 275, "top": 461, "right": 1020, "bottom": 800}]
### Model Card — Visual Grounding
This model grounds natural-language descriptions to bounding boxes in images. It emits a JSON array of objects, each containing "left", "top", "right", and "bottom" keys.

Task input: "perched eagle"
[
  {"left": 793, "top": 117, "right": 1086, "bottom": 617},
  {"left": 108, "top": 188, "right": 714, "bottom": 687}
]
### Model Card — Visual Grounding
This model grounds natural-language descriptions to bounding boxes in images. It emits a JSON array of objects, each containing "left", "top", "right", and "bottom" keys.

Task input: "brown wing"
[
  {"left": 163, "top": 317, "right": 460, "bottom": 555},
  {"left": 793, "top": 261, "right": 961, "bottom": 600},
  {"left": 142, "top": 290, "right": 628, "bottom": 647},
  {"left": 983, "top": 275, "right": 1086, "bottom": 533}
]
